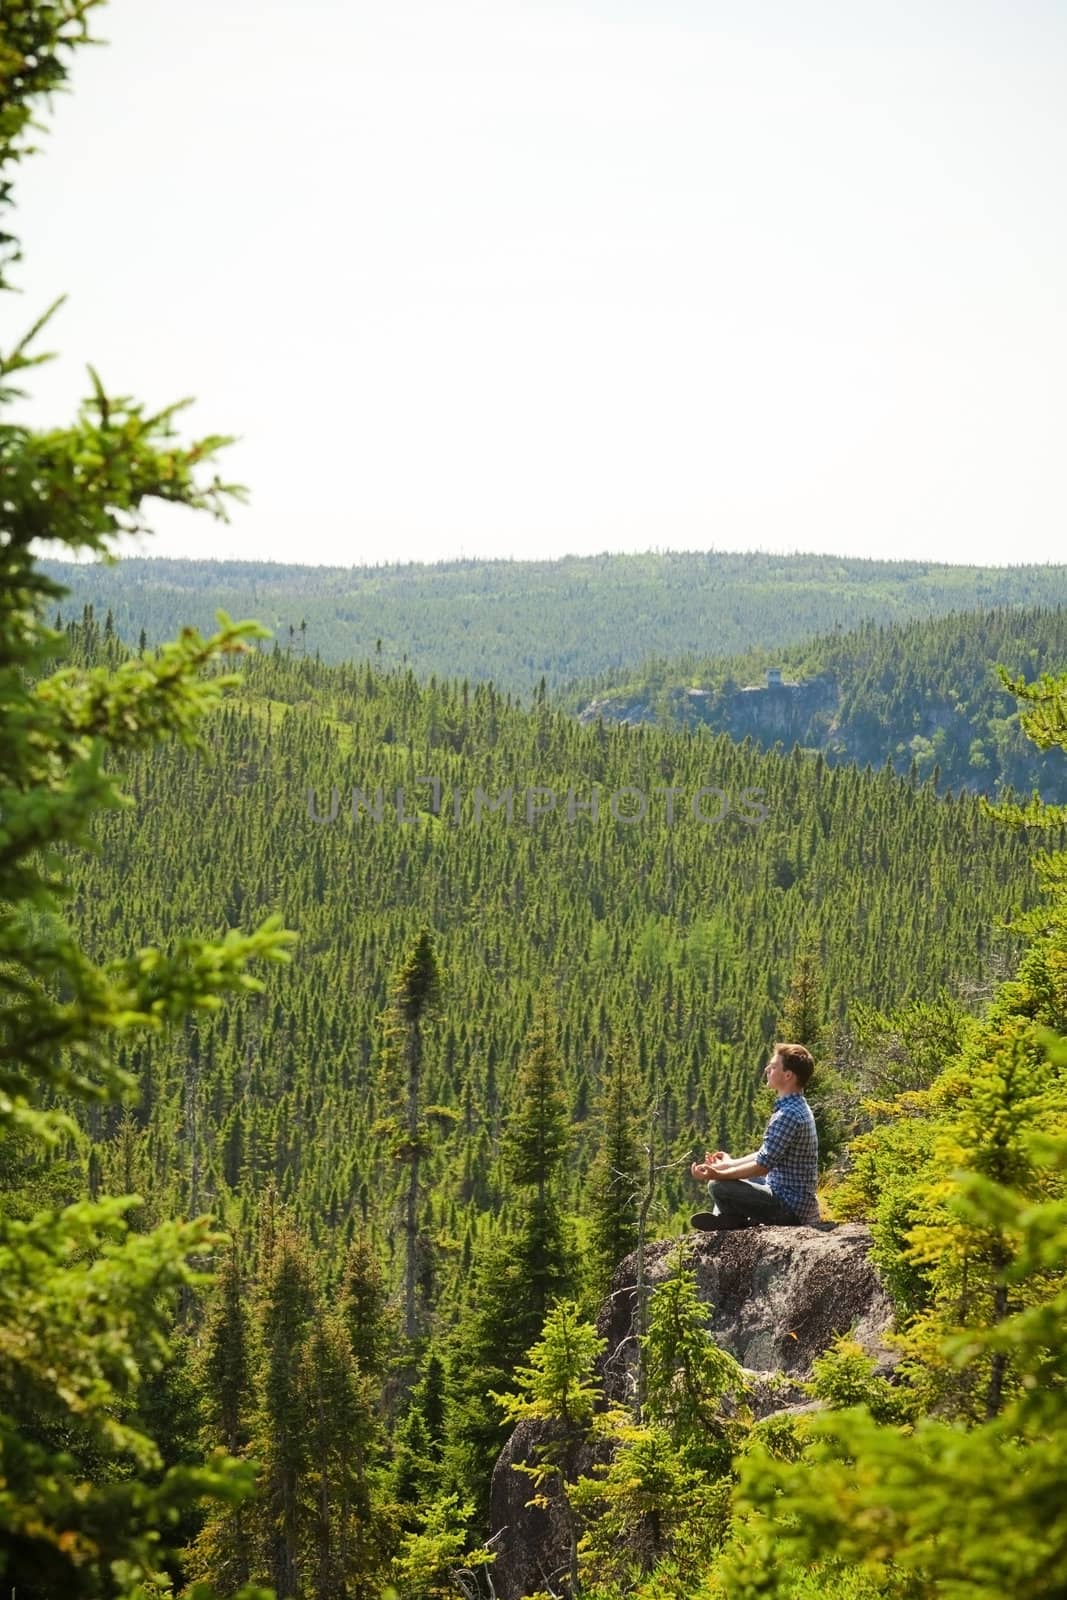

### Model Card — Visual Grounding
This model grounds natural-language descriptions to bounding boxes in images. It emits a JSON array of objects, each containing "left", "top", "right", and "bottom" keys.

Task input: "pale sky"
[{"left": 9, "top": 0, "right": 1067, "bottom": 567}]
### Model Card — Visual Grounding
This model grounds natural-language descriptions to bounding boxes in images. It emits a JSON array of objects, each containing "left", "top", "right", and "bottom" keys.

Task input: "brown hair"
[{"left": 774, "top": 1042, "right": 815, "bottom": 1089}]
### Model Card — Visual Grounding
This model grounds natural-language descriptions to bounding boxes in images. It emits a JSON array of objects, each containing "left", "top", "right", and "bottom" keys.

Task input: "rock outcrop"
[{"left": 488, "top": 1223, "right": 893, "bottom": 1600}]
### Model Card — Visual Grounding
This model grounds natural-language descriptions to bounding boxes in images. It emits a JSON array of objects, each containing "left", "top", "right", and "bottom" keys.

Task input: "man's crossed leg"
[{"left": 691, "top": 1177, "right": 800, "bottom": 1231}]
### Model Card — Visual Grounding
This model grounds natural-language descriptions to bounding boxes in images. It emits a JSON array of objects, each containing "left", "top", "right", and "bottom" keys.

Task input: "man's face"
[{"left": 764, "top": 1052, "right": 796, "bottom": 1095}]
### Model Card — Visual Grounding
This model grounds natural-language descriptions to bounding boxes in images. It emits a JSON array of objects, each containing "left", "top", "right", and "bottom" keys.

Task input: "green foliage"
[
  {"left": 50, "top": 627, "right": 1053, "bottom": 1263},
  {"left": 378, "top": 928, "right": 443, "bottom": 1342},
  {"left": 640, "top": 1251, "right": 748, "bottom": 1473},
  {"left": 502, "top": 994, "right": 575, "bottom": 1317},
  {"left": 298, "top": 1309, "right": 381, "bottom": 1600},
  {"left": 986, "top": 666, "right": 1067, "bottom": 825},
  {"left": 31, "top": 608, "right": 1063, "bottom": 1573},
  {"left": 806, "top": 1339, "right": 915, "bottom": 1426},
  {"left": 777, "top": 944, "right": 847, "bottom": 1169},
  {"left": 0, "top": 1198, "right": 257, "bottom": 1593},
  {"left": 189, "top": 1214, "right": 389, "bottom": 1598},
  {"left": 0, "top": 1, "right": 101, "bottom": 288},
  {"left": 574, "top": 1255, "right": 748, "bottom": 1593},
  {"left": 444, "top": 1004, "right": 579, "bottom": 1522},
  {"left": 0, "top": 5, "right": 292, "bottom": 1593},
  {"left": 716, "top": 1136, "right": 1067, "bottom": 1599},
  {"left": 444, "top": 1228, "right": 546, "bottom": 1523},
  {"left": 494, "top": 1301, "right": 606, "bottom": 1597},
  {"left": 339, "top": 1230, "right": 393, "bottom": 1383},
  {"left": 574, "top": 1426, "right": 733, "bottom": 1596},
  {"left": 504, "top": 992, "right": 570, "bottom": 1194},
  {"left": 495, "top": 1300, "right": 605, "bottom": 1435},
  {"left": 842, "top": 990, "right": 971, "bottom": 1099},
  {"left": 388, "top": 1493, "right": 492, "bottom": 1600},
  {"left": 777, "top": 945, "right": 823, "bottom": 1054}
]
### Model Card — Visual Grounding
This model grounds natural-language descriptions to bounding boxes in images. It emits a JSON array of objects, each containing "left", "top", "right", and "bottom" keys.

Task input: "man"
[{"left": 690, "top": 1042, "right": 820, "bottom": 1229}]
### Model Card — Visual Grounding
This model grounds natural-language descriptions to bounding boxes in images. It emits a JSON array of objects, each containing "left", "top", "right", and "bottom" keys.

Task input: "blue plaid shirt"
[{"left": 756, "top": 1093, "right": 819, "bottom": 1223}]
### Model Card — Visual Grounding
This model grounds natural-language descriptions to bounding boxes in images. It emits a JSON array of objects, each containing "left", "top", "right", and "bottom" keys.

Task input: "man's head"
[{"left": 765, "top": 1041, "right": 815, "bottom": 1094}]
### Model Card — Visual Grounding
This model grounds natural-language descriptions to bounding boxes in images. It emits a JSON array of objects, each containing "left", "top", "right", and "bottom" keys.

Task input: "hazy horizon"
[
  {"left": 42, "top": 544, "right": 1067, "bottom": 577},
  {"left": 12, "top": 0, "right": 1067, "bottom": 571}
]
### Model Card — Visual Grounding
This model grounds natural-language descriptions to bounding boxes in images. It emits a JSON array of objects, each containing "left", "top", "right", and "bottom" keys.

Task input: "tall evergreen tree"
[
  {"left": 586, "top": 1033, "right": 643, "bottom": 1292},
  {"left": 778, "top": 941, "right": 846, "bottom": 1169},
  {"left": 340, "top": 1228, "right": 393, "bottom": 1383},
  {"left": 380, "top": 929, "right": 441, "bottom": 1342},
  {"left": 777, "top": 941, "right": 824, "bottom": 1053},
  {"left": 503, "top": 991, "right": 573, "bottom": 1325},
  {"left": 187, "top": 1244, "right": 255, "bottom": 1589},
  {"left": 252, "top": 1223, "right": 316, "bottom": 1597},
  {"left": 299, "top": 1309, "right": 383, "bottom": 1600},
  {"left": 446, "top": 1000, "right": 576, "bottom": 1519}
]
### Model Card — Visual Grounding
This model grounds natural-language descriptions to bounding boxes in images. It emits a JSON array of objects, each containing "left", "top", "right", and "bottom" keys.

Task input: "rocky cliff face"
[
  {"left": 720, "top": 676, "right": 838, "bottom": 745},
  {"left": 488, "top": 1223, "right": 893, "bottom": 1600},
  {"left": 577, "top": 676, "right": 839, "bottom": 747}
]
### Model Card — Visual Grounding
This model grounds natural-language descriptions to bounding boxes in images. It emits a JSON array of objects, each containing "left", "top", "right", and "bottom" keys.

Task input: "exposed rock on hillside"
[
  {"left": 577, "top": 674, "right": 839, "bottom": 747},
  {"left": 488, "top": 1223, "right": 893, "bottom": 1600},
  {"left": 600, "top": 1221, "right": 894, "bottom": 1406}
]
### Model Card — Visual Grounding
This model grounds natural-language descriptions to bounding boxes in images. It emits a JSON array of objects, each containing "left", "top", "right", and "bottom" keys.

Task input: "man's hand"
[{"left": 691, "top": 1149, "right": 730, "bottom": 1183}]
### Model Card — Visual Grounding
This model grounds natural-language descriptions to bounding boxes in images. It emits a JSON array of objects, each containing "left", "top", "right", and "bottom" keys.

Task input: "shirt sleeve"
[{"left": 756, "top": 1105, "right": 793, "bottom": 1170}]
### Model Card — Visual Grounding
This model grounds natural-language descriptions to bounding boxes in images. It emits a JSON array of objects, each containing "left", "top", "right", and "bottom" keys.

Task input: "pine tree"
[
  {"left": 299, "top": 1309, "right": 383, "bottom": 1600},
  {"left": 380, "top": 929, "right": 441, "bottom": 1342},
  {"left": 413, "top": 1349, "right": 447, "bottom": 1454},
  {"left": 340, "top": 1228, "right": 392, "bottom": 1383},
  {"left": 186, "top": 1244, "right": 255, "bottom": 1589},
  {"left": 778, "top": 941, "right": 846, "bottom": 1169},
  {"left": 446, "top": 1001, "right": 576, "bottom": 1520},
  {"left": 444, "top": 1226, "right": 534, "bottom": 1521},
  {"left": 586, "top": 1033, "right": 643, "bottom": 1292},
  {"left": 503, "top": 991, "right": 572, "bottom": 1325},
  {"left": 252, "top": 1223, "right": 316, "bottom": 1597},
  {"left": 572, "top": 1254, "right": 749, "bottom": 1590},
  {"left": 640, "top": 1250, "right": 748, "bottom": 1473},
  {"left": 494, "top": 1299, "right": 606, "bottom": 1597},
  {"left": 204, "top": 1244, "right": 252, "bottom": 1444},
  {"left": 777, "top": 942, "right": 823, "bottom": 1053}
]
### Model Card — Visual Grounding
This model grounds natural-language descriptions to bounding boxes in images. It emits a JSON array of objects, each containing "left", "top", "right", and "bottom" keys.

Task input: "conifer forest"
[{"left": 3, "top": 7, "right": 1067, "bottom": 1600}]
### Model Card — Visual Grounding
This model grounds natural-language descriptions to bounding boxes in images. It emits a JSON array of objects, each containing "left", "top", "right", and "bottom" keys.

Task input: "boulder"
[
  {"left": 600, "top": 1221, "right": 895, "bottom": 1410},
  {"left": 488, "top": 1222, "right": 893, "bottom": 1599}
]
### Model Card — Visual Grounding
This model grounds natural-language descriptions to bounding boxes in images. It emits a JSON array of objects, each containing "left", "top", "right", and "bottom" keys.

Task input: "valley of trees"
[
  {"left": 3, "top": 7, "right": 1067, "bottom": 1599},
  {"left": 7, "top": 599, "right": 1065, "bottom": 1598}
]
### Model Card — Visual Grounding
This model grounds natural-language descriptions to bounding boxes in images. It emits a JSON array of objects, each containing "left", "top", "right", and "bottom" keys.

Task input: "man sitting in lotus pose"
[{"left": 691, "top": 1042, "right": 819, "bottom": 1230}]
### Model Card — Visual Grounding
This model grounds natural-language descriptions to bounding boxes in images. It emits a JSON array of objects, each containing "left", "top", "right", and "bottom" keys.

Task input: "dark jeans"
[{"left": 709, "top": 1178, "right": 800, "bottom": 1227}]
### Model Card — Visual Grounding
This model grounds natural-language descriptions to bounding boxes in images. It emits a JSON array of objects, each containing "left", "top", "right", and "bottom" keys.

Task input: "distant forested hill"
[
  {"left": 43, "top": 550, "right": 1067, "bottom": 696},
  {"left": 574, "top": 605, "right": 1067, "bottom": 799}
]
